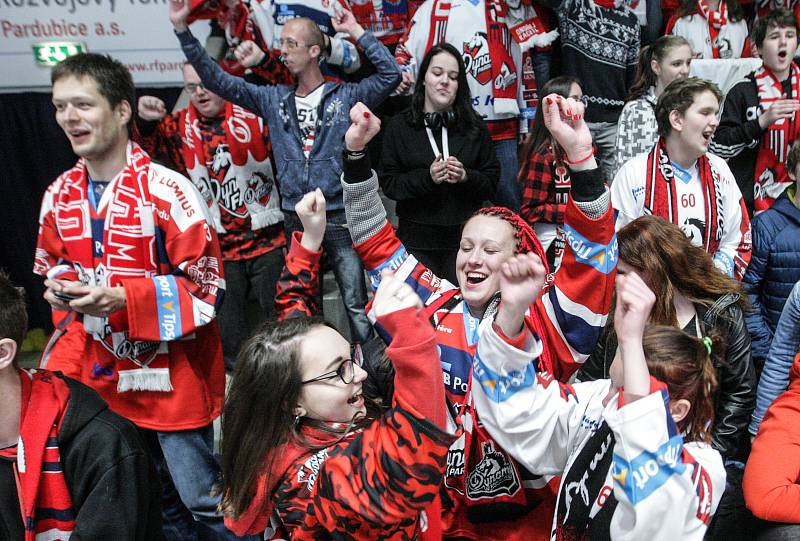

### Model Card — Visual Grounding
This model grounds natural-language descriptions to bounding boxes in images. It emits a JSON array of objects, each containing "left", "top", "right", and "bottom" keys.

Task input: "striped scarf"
[
  {"left": 644, "top": 139, "right": 723, "bottom": 255},
  {"left": 16, "top": 370, "right": 75, "bottom": 541},
  {"left": 753, "top": 63, "right": 800, "bottom": 212},
  {"left": 696, "top": 0, "right": 727, "bottom": 58}
]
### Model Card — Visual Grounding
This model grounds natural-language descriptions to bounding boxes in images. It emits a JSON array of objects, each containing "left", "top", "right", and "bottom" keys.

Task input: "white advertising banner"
[{"left": 0, "top": 0, "right": 211, "bottom": 92}]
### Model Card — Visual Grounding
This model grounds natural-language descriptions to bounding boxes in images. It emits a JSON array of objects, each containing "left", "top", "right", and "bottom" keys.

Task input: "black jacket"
[
  {"left": 379, "top": 109, "right": 500, "bottom": 251},
  {"left": 576, "top": 294, "right": 756, "bottom": 461},
  {"left": 0, "top": 373, "right": 163, "bottom": 541}
]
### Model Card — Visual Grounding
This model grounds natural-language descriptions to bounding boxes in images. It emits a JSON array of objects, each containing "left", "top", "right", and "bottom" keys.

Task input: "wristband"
[
  {"left": 564, "top": 148, "right": 594, "bottom": 165},
  {"left": 344, "top": 148, "right": 367, "bottom": 161}
]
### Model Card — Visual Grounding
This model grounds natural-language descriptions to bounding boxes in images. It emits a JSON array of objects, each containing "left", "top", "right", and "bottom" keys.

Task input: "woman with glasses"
[
  {"left": 518, "top": 75, "right": 585, "bottom": 269},
  {"left": 217, "top": 188, "right": 455, "bottom": 539},
  {"left": 379, "top": 43, "right": 500, "bottom": 284},
  {"left": 612, "top": 35, "right": 692, "bottom": 178}
]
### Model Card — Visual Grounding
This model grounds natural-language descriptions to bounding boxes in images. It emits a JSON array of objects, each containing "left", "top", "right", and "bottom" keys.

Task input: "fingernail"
[
  {"left": 363, "top": 111, "right": 371, "bottom": 119},
  {"left": 546, "top": 97, "right": 552, "bottom": 105}
]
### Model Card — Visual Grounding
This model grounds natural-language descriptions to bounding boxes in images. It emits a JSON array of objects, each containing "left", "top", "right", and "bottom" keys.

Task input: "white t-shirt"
[
  {"left": 611, "top": 151, "right": 748, "bottom": 277},
  {"left": 295, "top": 84, "right": 325, "bottom": 158}
]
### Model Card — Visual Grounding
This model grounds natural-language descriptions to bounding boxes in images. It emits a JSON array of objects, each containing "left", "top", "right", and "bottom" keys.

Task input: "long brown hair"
[
  {"left": 627, "top": 35, "right": 690, "bottom": 101},
  {"left": 218, "top": 317, "right": 371, "bottom": 519},
  {"left": 519, "top": 75, "right": 581, "bottom": 167},
  {"left": 644, "top": 325, "right": 721, "bottom": 444},
  {"left": 618, "top": 215, "right": 747, "bottom": 327}
]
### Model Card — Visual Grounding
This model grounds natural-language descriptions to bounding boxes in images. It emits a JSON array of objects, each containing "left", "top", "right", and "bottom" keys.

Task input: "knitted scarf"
[
  {"left": 644, "top": 139, "right": 723, "bottom": 255},
  {"left": 696, "top": 0, "right": 727, "bottom": 59},
  {"left": 49, "top": 143, "right": 173, "bottom": 393},
  {"left": 179, "top": 102, "right": 283, "bottom": 233},
  {"left": 16, "top": 370, "right": 75, "bottom": 541},
  {"left": 426, "top": 0, "right": 520, "bottom": 115},
  {"left": 753, "top": 63, "right": 800, "bottom": 212}
]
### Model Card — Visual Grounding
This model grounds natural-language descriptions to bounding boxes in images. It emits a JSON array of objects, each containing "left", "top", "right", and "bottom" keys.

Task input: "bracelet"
[
  {"left": 344, "top": 148, "right": 367, "bottom": 161},
  {"left": 564, "top": 148, "right": 594, "bottom": 165}
]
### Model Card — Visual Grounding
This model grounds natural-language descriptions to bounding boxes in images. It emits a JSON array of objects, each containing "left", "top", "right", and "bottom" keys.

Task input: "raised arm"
[
  {"left": 313, "top": 278, "right": 454, "bottom": 528},
  {"left": 533, "top": 94, "right": 617, "bottom": 380},
  {"left": 169, "top": 0, "right": 273, "bottom": 117},
  {"left": 275, "top": 190, "right": 326, "bottom": 320}
]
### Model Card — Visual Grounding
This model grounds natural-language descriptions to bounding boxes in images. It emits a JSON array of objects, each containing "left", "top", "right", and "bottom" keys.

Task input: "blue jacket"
[
  {"left": 178, "top": 29, "right": 400, "bottom": 211},
  {"left": 743, "top": 188, "right": 800, "bottom": 369},
  {"left": 751, "top": 280, "right": 800, "bottom": 434}
]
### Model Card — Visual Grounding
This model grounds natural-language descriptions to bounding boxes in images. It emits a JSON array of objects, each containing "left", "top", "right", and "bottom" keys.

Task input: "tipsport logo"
[
  {"left": 561, "top": 224, "right": 618, "bottom": 275},
  {"left": 610, "top": 435, "right": 685, "bottom": 505}
]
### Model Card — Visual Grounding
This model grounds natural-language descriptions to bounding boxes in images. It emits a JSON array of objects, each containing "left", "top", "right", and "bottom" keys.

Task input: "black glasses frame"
[{"left": 301, "top": 344, "right": 363, "bottom": 385}]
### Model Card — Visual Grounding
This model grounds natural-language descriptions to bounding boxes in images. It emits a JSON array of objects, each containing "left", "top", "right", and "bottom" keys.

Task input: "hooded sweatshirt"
[{"left": 0, "top": 371, "right": 162, "bottom": 541}]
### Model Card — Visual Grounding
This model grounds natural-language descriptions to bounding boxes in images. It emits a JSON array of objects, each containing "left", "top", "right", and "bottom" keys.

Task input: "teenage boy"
[
  {"left": 136, "top": 62, "right": 285, "bottom": 372},
  {"left": 0, "top": 272, "right": 161, "bottom": 540},
  {"left": 612, "top": 77, "right": 752, "bottom": 280},
  {"left": 711, "top": 8, "right": 800, "bottom": 215},
  {"left": 170, "top": 0, "right": 401, "bottom": 345},
  {"left": 34, "top": 53, "right": 246, "bottom": 540}
]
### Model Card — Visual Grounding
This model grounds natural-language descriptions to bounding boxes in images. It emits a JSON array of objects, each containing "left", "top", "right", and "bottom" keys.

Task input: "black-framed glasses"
[
  {"left": 184, "top": 83, "right": 207, "bottom": 94},
  {"left": 301, "top": 344, "right": 364, "bottom": 385}
]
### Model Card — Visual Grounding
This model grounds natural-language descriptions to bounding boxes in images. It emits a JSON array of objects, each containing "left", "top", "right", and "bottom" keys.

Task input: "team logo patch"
[
  {"left": 462, "top": 32, "right": 492, "bottom": 86},
  {"left": 466, "top": 441, "right": 522, "bottom": 500}
]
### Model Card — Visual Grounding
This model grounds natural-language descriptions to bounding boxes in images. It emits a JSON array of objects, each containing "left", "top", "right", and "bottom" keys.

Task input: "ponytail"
[
  {"left": 642, "top": 325, "right": 721, "bottom": 444},
  {"left": 627, "top": 35, "right": 691, "bottom": 102}
]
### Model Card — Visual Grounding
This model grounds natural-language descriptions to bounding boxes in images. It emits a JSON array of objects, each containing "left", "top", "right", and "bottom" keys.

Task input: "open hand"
[
  {"left": 295, "top": 188, "right": 326, "bottom": 252},
  {"left": 372, "top": 269, "right": 423, "bottom": 317},
  {"left": 345, "top": 102, "right": 381, "bottom": 151},
  {"left": 759, "top": 94, "right": 800, "bottom": 128},
  {"left": 138, "top": 96, "right": 167, "bottom": 121}
]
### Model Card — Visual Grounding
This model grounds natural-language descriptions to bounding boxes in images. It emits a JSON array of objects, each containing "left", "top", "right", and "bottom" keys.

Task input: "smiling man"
[
  {"left": 611, "top": 77, "right": 752, "bottom": 280},
  {"left": 33, "top": 53, "right": 249, "bottom": 540}
]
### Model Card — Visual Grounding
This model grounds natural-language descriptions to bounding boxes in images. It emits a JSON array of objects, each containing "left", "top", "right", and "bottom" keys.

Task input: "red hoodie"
[{"left": 744, "top": 352, "right": 800, "bottom": 522}]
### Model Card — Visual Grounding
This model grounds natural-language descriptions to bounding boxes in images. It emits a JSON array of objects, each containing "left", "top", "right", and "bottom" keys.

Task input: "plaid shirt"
[{"left": 520, "top": 145, "right": 571, "bottom": 226}]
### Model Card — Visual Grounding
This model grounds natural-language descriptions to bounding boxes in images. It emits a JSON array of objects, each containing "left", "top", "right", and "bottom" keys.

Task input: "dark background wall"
[{"left": 0, "top": 87, "right": 181, "bottom": 331}]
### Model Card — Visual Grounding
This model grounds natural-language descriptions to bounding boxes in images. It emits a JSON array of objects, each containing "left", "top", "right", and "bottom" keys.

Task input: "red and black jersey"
[{"left": 136, "top": 111, "right": 285, "bottom": 261}]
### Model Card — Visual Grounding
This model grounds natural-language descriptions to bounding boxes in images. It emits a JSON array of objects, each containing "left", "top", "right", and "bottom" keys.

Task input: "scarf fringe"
[
  {"left": 249, "top": 208, "right": 285, "bottom": 230},
  {"left": 518, "top": 29, "right": 559, "bottom": 52},
  {"left": 117, "top": 368, "right": 174, "bottom": 393}
]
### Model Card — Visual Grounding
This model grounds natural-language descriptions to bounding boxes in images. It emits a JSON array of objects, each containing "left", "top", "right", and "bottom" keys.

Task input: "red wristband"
[{"left": 564, "top": 149, "right": 594, "bottom": 165}]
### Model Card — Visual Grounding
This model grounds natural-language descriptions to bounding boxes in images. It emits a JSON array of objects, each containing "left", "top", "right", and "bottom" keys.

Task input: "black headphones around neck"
[{"left": 424, "top": 109, "right": 457, "bottom": 130}]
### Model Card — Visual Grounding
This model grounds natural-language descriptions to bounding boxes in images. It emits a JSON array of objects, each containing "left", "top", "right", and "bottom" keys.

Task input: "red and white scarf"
[
  {"left": 13, "top": 370, "right": 75, "bottom": 541},
  {"left": 47, "top": 143, "right": 174, "bottom": 392},
  {"left": 645, "top": 139, "right": 724, "bottom": 254},
  {"left": 179, "top": 102, "right": 283, "bottom": 233},
  {"left": 753, "top": 64, "right": 800, "bottom": 212},
  {"left": 696, "top": 0, "right": 727, "bottom": 58},
  {"left": 426, "top": 0, "right": 520, "bottom": 115}
]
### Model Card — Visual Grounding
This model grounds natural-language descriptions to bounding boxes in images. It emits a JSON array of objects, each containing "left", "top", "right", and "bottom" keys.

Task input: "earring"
[{"left": 293, "top": 414, "right": 302, "bottom": 427}]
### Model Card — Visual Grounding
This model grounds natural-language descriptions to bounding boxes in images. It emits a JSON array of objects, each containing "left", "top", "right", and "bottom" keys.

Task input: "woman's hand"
[
  {"left": 344, "top": 102, "right": 381, "bottom": 152},
  {"left": 495, "top": 253, "right": 547, "bottom": 338},
  {"left": 445, "top": 156, "right": 467, "bottom": 183},
  {"left": 430, "top": 155, "right": 447, "bottom": 184},
  {"left": 542, "top": 94, "right": 595, "bottom": 171},
  {"left": 614, "top": 271, "right": 656, "bottom": 402},
  {"left": 295, "top": 188, "right": 326, "bottom": 252},
  {"left": 372, "top": 269, "right": 423, "bottom": 317}
]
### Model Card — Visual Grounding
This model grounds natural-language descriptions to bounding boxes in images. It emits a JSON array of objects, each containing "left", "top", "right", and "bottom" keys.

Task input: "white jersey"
[
  {"left": 471, "top": 322, "right": 726, "bottom": 541},
  {"left": 611, "top": 151, "right": 749, "bottom": 277},
  {"left": 670, "top": 13, "right": 749, "bottom": 59}
]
